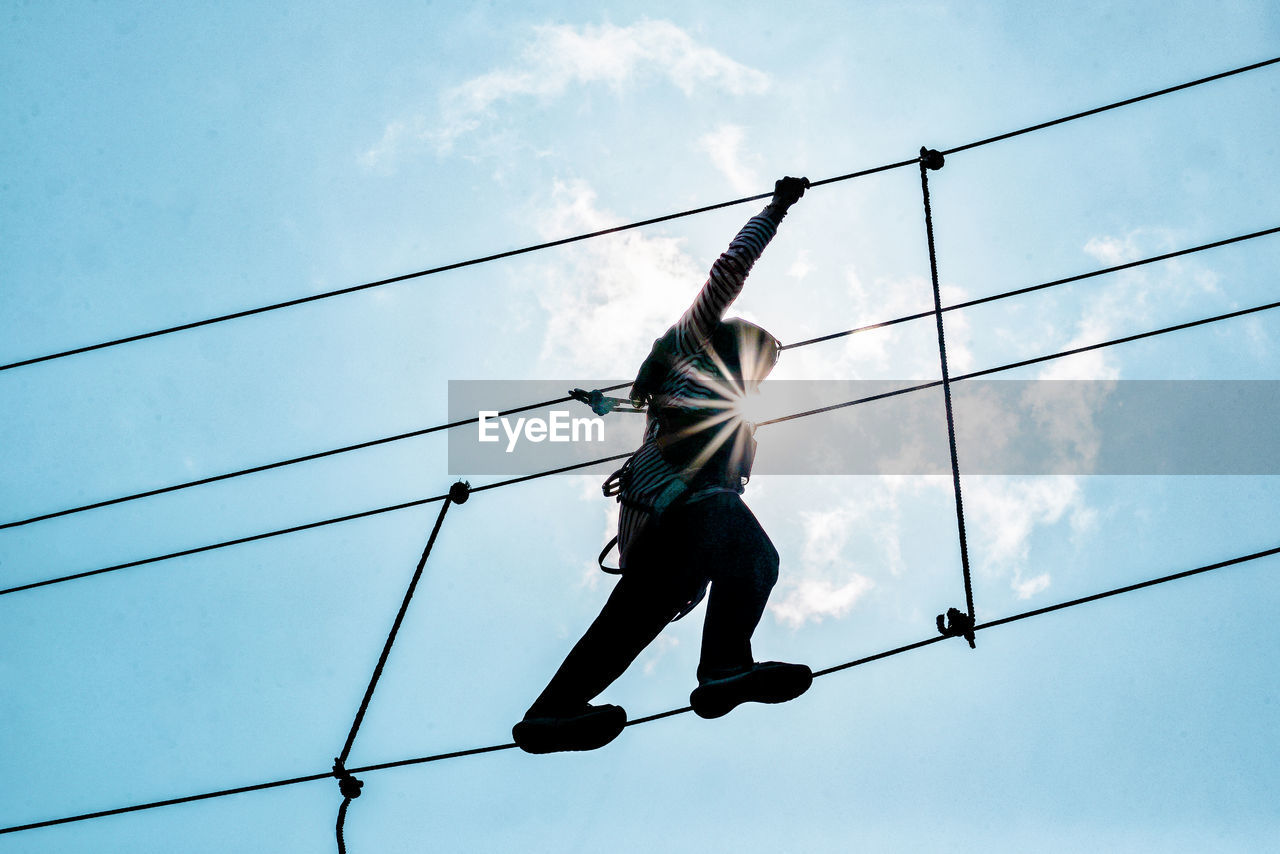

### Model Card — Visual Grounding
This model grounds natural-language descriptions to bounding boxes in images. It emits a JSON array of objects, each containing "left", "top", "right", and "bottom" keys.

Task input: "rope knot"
[
  {"left": 332, "top": 758, "right": 364, "bottom": 800},
  {"left": 919, "top": 147, "right": 945, "bottom": 171},
  {"left": 448, "top": 480, "right": 471, "bottom": 505},
  {"left": 936, "top": 607, "right": 976, "bottom": 648}
]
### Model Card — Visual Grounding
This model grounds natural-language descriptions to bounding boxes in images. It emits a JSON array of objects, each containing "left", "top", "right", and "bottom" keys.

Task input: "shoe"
[
  {"left": 690, "top": 661, "right": 812, "bottom": 720},
  {"left": 512, "top": 703, "right": 627, "bottom": 754}
]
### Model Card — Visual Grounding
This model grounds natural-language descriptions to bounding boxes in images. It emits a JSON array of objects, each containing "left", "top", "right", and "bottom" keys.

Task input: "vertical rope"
[
  {"left": 332, "top": 480, "right": 470, "bottom": 853},
  {"left": 338, "top": 496, "right": 455, "bottom": 763},
  {"left": 917, "top": 148, "right": 977, "bottom": 648},
  {"left": 336, "top": 795, "right": 354, "bottom": 854}
]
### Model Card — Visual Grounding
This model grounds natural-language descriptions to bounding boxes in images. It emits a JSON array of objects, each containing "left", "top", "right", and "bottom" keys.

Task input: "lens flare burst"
[{"left": 657, "top": 326, "right": 778, "bottom": 477}]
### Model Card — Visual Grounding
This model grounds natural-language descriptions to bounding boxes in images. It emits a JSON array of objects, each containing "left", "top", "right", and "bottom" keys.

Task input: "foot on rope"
[
  {"left": 512, "top": 703, "right": 627, "bottom": 754},
  {"left": 690, "top": 661, "right": 813, "bottom": 720}
]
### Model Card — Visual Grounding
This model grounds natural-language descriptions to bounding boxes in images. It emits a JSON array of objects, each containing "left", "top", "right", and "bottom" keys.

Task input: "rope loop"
[
  {"left": 332, "top": 758, "right": 364, "bottom": 800},
  {"left": 602, "top": 462, "right": 630, "bottom": 497}
]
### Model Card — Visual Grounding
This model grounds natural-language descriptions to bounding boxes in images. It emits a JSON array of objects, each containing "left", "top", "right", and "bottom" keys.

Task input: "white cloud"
[
  {"left": 359, "top": 120, "right": 413, "bottom": 171},
  {"left": 756, "top": 228, "right": 1235, "bottom": 606},
  {"left": 527, "top": 220, "right": 1232, "bottom": 627},
  {"left": 967, "top": 476, "right": 1079, "bottom": 566},
  {"left": 787, "top": 269, "right": 977, "bottom": 382},
  {"left": 1012, "top": 572, "right": 1051, "bottom": 599},
  {"left": 761, "top": 473, "right": 1089, "bottom": 623},
  {"left": 697, "top": 124, "right": 763, "bottom": 193},
  {"left": 1083, "top": 233, "right": 1143, "bottom": 266},
  {"left": 771, "top": 266, "right": 925, "bottom": 380},
  {"left": 528, "top": 178, "right": 709, "bottom": 375},
  {"left": 999, "top": 228, "right": 1228, "bottom": 477},
  {"left": 767, "top": 495, "right": 891, "bottom": 628},
  {"left": 1240, "top": 315, "right": 1276, "bottom": 363},
  {"left": 758, "top": 228, "right": 1226, "bottom": 611},
  {"left": 1049, "top": 228, "right": 1221, "bottom": 380},
  {"left": 964, "top": 475, "right": 1100, "bottom": 599},
  {"left": 363, "top": 20, "right": 770, "bottom": 165},
  {"left": 771, "top": 577, "right": 875, "bottom": 628},
  {"left": 799, "top": 504, "right": 861, "bottom": 566},
  {"left": 1019, "top": 377, "right": 1113, "bottom": 472},
  {"left": 786, "top": 250, "right": 814, "bottom": 281}
]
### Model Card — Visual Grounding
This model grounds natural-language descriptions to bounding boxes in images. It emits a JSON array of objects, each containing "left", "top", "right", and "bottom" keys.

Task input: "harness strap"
[
  {"left": 603, "top": 466, "right": 628, "bottom": 497},
  {"left": 598, "top": 536, "right": 623, "bottom": 575}
]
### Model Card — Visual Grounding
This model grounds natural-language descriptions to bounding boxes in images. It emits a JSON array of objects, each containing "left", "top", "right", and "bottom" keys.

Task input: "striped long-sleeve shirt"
[{"left": 616, "top": 205, "right": 784, "bottom": 567}]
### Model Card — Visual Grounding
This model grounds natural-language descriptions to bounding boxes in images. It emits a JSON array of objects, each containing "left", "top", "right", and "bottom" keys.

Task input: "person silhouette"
[{"left": 513, "top": 176, "right": 813, "bottom": 754}]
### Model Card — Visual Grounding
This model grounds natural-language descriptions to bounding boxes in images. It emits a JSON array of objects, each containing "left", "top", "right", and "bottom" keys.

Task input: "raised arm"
[{"left": 672, "top": 176, "right": 809, "bottom": 354}]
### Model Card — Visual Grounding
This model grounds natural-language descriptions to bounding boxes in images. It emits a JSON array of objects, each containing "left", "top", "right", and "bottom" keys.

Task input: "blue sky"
[{"left": 2, "top": 1, "right": 1278, "bottom": 851}]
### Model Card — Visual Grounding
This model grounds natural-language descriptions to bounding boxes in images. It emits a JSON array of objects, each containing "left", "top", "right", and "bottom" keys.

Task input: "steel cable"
[
  {"left": 3, "top": 542, "right": 1275, "bottom": 837},
  {"left": 2, "top": 55, "right": 1274, "bottom": 374},
  {"left": 3, "top": 298, "right": 1276, "bottom": 598}
]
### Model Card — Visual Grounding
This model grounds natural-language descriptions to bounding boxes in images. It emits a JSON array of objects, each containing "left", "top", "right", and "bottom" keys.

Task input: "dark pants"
[{"left": 527, "top": 492, "right": 780, "bottom": 716}]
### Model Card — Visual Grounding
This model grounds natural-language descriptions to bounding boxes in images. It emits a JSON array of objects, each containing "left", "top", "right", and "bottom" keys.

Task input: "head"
[
  {"left": 630, "top": 317, "right": 780, "bottom": 406},
  {"left": 708, "top": 318, "right": 780, "bottom": 395}
]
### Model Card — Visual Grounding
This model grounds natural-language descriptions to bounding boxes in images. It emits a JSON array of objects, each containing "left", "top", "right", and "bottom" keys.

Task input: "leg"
[
  {"left": 526, "top": 538, "right": 707, "bottom": 717},
  {"left": 514, "top": 527, "right": 707, "bottom": 753},
  {"left": 676, "top": 494, "right": 811, "bottom": 719},
  {"left": 673, "top": 494, "right": 780, "bottom": 680}
]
